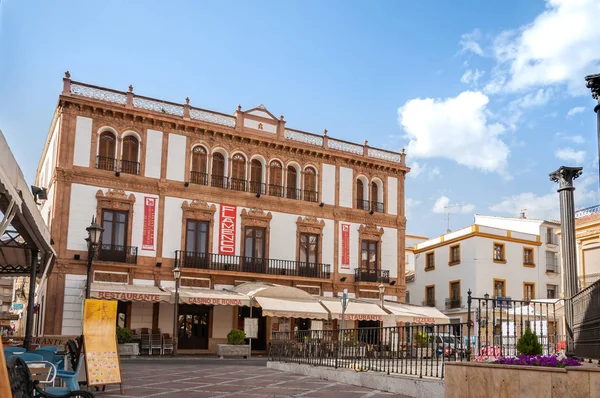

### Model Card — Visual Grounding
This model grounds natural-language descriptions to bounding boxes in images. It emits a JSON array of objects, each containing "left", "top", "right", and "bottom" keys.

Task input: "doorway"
[
  {"left": 238, "top": 307, "right": 267, "bottom": 350},
  {"left": 177, "top": 304, "right": 210, "bottom": 349}
]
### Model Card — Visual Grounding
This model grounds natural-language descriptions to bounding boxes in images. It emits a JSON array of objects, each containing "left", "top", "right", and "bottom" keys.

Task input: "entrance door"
[
  {"left": 238, "top": 307, "right": 266, "bottom": 350},
  {"left": 177, "top": 304, "right": 210, "bottom": 349}
]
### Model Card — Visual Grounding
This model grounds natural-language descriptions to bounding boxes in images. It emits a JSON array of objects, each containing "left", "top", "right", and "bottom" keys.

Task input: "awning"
[
  {"left": 255, "top": 297, "right": 329, "bottom": 320},
  {"left": 383, "top": 302, "right": 449, "bottom": 324},
  {"left": 175, "top": 288, "right": 250, "bottom": 307},
  {"left": 90, "top": 283, "right": 171, "bottom": 303},
  {"left": 320, "top": 299, "right": 388, "bottom": 321}
]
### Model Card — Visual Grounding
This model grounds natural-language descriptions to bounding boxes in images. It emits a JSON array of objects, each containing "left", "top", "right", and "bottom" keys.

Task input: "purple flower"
[{"left": 493, "top": 354, "right": 582, "bottom": 368}]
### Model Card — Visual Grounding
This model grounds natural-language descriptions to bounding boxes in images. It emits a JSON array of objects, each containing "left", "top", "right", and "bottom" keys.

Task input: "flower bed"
[{"left": 494, "top": 354, "right": 582, "bottom": 368}]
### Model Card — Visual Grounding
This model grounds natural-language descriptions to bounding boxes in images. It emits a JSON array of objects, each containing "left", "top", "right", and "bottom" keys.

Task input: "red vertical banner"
[
  {"left": 142, "top": 196, "right": 156, "bottom": 250},
  {"left": 341, "top": 223, "right": 350, "bottom": 269},
  {"left": 219, "top": 205, "right": 237, "bottom": 255}
]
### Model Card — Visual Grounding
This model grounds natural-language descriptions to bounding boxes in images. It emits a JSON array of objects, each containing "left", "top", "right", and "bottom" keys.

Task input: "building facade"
[
  {"left": 404, "top": 234, "right": 428, "bottom": 304},
  {"left": 0, "top": 278, "right": 16, "bottom": 334},
  {"left": 35, "top": 74, "right": 409, "bottom": 352},
  {"left": 407, "top": 216, "right": 562, "bottom": 326},
  {"left": 573, "top": 205, "right": 600, "bottom": 289}
]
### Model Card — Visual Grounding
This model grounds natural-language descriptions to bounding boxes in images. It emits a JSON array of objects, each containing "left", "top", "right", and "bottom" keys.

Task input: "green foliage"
[
  {"left": 116, "top": 327, "right": 134, "bottom": 344},
  {"left": 517, "top": 328, "right": 543, "bottom": 355},
  {"left": 227, "top": 329, "right": 246, "bottom": 345},
  {"left": 416, "top": 331, "right": 430, "bottom": 347}
]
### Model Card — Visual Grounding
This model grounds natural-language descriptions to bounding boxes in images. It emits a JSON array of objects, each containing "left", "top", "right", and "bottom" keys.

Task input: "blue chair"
[
  {"left": 31, "top": 349, "right": 63, "bottom": 370},
  {"left": 4, "top": 347, "right": 26, "bottom": 354},
  {"left": 47, "top": 354, "right": 85, "bottom": 393},
  {"left": 36, "top": 346, "right": 58, "bottom": 354},
  {"left": 15, "top": 352, "right": 44, "bottom": 362},
  {"left": 4, "top": 352, "right": 13, "bottom": 363}
]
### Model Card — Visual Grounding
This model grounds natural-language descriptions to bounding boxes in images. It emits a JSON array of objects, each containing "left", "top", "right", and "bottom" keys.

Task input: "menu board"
[
  {"left": 0, "top": 339, "right": 11, "bottom": 398},
  {"left": 83, "top": 299, "right": 123, "bottom": 391}
]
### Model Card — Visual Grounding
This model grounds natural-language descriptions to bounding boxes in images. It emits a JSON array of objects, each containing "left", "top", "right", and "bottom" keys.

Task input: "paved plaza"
[{"left": 96, "top": 358, "right": 405, "bottom": 398}]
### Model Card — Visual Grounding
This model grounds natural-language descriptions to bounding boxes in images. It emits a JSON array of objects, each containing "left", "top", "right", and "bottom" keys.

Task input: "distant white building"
[
  {"left": 407, "top": 215, "right": 562, "bottom": 327},
  {"left": 404, "top": 234, "right": 428, "bottom": 304}
]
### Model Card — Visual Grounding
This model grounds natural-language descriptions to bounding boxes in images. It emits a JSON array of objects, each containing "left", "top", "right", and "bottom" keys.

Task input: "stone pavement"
[{"left": 95, "top": 357, "right": 407, "bottom": 398}]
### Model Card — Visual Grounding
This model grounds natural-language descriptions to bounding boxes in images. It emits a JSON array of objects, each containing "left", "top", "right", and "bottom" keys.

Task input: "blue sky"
[{"left": 1, "top": 0, "right": 599, "bottom": 238}]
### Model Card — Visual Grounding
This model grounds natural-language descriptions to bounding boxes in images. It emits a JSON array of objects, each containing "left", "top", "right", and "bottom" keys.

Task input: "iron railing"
[
  {"left": 422, "top": 300, "right": 436, "bottom": 307},
  {"left": 371, "top": 201, "right": 384, "bottom": 213},
  {"left": 445, "top": 298, "right": 462, "bottom": 310},
  {"left": 230, "top": 178, "right": 247, "bottom": 192},
  {"left": 120, "top": 159, "right": 140, "bottom": 175},
  {"left": 210, "top": 175, "right": 228, "bottom": 189},
  {"left": 354, "top": 268, "right": 390, "bottom": 283},
  {"left": 303, "top": 190, "right": 319, "bottom": 203},
  {"left": 268, "top": 184, "right": 284, "bottom": 197},
  {"left": 190, "top": 171, "right": 209, "bottom": 185},
  {"left": 97, "top": 244, "right": 138, "bottom": 264},
  {"left": 286, "top": 187, "right": 302, "bottom": 200},
  {"left": 356, "top": 199, "right": 370, "bottom": 210},
  {"left": 546, "top": 234, "right": 559, "bottom": 245},
  {"left": 249, "top": 181, "right": 266, "bottom": 195},
  {"left": 175, "top": 251, "right": 331, "bottom": 279},
  {"left": 579, "top": 273, "right": 600, "bottom": 289},
  {"left": 96, "top": 156, "right": 116, "bottom": 171},
  {"left": 546, "top": 262, "right": 560, "bottom": 274},
  {"left": 572, "top": 278, "right": 600, "bottom": 359},
  {"left": 575, "top": 204, "right": 600, "bottom": 219}
]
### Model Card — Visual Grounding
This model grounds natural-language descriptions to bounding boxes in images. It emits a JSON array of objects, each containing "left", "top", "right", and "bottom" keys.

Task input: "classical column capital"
[
  {"left": 550, "top": 166, "right": 583, "bottom": 191},
  {"left": 585, "top": 73, "right": 600, "bottom": 100}
]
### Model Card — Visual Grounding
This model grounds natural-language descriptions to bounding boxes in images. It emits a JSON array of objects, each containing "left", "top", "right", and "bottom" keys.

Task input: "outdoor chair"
[
  {"left": 140, "top": 334, "right": 150, "bottom": 355},
  {"left": 7, "top": 356, "right": 94, "bottom": 398},
  {"left": 162, "top": 334, "right": 174, "bottom": 355},
  {"left": 51, "top": 354, "right": 86, "bottom": 394},
  {"left": 5, "top": 346, "right": 26, "bottom": 354},
  {"left": 16, "top": 353, "right": 44, "bottom": 362},
  {"left": 150, "top": 333, "right": 162, "bottom": 355},
  {"left": 37, "top": 346, "right": 58, "bottom": 354},
  {"left": 32, "top": 349, "right": 63, "bottom": 371}
]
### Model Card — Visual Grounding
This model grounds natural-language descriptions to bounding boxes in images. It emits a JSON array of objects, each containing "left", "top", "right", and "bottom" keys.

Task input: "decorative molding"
[
  {"left": 181, "top": 200, "right": 217, "bottom": 222},
  {"left": 328, "top": 139, "right": 363, "bottom": 155},
  {"left": 190, "top": 109, "right": 236, "bottom": 128},
  {"left": 296, "top": 216, "right": 325, "bottom": 235},
  {"left": 358, "top": 223, "right": 385, "bottom": 240},
  {"left": 71, "top": 83, "right": 127, "bottom": 105},
  {"left": 240, "top": 208, "right": 273, "bottom": 227},
  {"left": 95, "top": 188, "right": 136, "bottom": 248},
  {"left": 284, "top": 130, "right": 323, "bottom": 147},
  {"left": 368, "top": 148, "right": 402, "bottom": 163},
  {"left": 133, "top": 97, "right": 184, "bottom": 117}
]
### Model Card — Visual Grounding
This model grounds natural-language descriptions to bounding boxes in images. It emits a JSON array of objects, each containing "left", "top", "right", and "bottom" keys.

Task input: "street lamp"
[
  {"left": 85, "top": 217, "right": 103, "bottom": 299},
  {"left": 378, "top": 283, "right": 385, "bottom": 308},
  {"left": 172, "top": 266, "right": 181, "bottom": 355}
]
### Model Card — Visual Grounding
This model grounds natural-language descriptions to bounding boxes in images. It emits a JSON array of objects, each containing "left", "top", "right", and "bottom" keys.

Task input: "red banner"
[
  {"left": 219, "top": 205, "right": 237, "bottom": 254},
  {"left": 142, "top": 196, "right": 156, "bottom": 250},
  {"left": 341, "top": 223, "right": 350, "bottom": 269}
]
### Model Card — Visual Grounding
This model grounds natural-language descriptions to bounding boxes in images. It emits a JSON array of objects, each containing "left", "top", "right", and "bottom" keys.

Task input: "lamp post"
[
  {"left": 172, "top": 266, "right": 181, "bottom": 356},
  {"left": 85, "top": 217, "right": 104, "bottom": 299}
]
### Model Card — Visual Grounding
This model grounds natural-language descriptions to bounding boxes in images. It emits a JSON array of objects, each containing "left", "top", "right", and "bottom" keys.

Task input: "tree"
[{"left": 517, "top": 328, "right": 543, "bottom": 355}]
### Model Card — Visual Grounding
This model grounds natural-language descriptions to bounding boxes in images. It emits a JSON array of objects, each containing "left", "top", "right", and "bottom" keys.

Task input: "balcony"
[
  {"left": 230, "top": 178, "right": 247, "bottom": 192},
  {"left": 120, "top": 159, "right": 140, "bottom": 175},
  {"left": 546, "top": 261, "right": 560, "bottom": 273},
  {"left": 268, "top": 184, "right": 284, "bottom": 198},
  {"left": 546, "top": 235, "right": 559, "bottom": 245},
  {"left": 97, "top": 244, "right": 138, "bottom": 264},
  {"left": 303, "top": 190, "right": 319, "bottom": 203},
  {"left": 286, "top": 187, "right": 302, "bottom": 200},
  {"left": 371, "top": 201, "right": 384, "bottom": 213},
  {"left": 96, "top": 156, "right": 116, "bottom": 171},
  {"left": 211, "top": 175, "right": 228, "bottom": 189},
  {"left": 190, "top": 171, "right": 209, "bottom": 186},
  {"left": 445, "top": 297, "right": 462, "bottom": 310},
  {"left": 354, "top": 268, "right": 390, "bottom": 283},
  {"left": 357, "top": 199, "right": 370, "bottom": 210},
  {"left": 175, "top": 251, "right": 331, "bottom": 279},
  {"left": 249, "top": 181, "right": 266, "bottom": 195},
  {"left": 422, "top": 300, "right": 436, "bottom": 307}
]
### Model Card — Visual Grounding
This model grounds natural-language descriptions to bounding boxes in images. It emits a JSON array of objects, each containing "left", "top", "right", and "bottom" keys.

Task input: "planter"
[
  {"left": 216, "top": 344, "right": 250, "bottom": 359},
  {"left": 118, "top": 343, "right": 139, "bottom": 358},
  {"left": 445, "top": 361, "right": 599, "bottom": 398}
]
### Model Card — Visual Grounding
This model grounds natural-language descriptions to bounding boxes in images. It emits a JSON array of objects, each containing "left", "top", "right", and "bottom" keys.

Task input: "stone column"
[
  {"left": 585, "top": 73, "right": 600, "bottom": 188},
  {"left": 549, "top": 166, "right": 582, "bottom": 356}
]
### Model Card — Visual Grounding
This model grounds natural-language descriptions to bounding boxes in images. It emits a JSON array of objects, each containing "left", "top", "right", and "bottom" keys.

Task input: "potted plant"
[
  {"left": 117, "top": 327, "right": 139, "bottom": 358},
  {"left": 216, "top": 329, "right": 250, "bottom": 359}
]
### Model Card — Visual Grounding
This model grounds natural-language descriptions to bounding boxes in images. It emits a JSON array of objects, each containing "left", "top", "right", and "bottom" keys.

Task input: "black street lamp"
[
  {"left": 172, "top": 266, "right": 181, "bottom": 355},
  {"left": 585, "top": 73, "right": 600, "bottom": 187},
  {"left": 85, "top": 217, "right": 104, "bottom": 299}
]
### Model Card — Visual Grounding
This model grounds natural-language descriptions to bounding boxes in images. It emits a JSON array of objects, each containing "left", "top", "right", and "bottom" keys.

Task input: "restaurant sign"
[
  {"left": 413, "top": 317, "right": 435, "bottom": 324},
  {"left": 185, "top": 297, "right": 245, "bottom": 306},
  {"left": 338, "top": 314, "right": 382, "bottom": 321},
  {"left": 95, "top": 291, "right": 165, "bottom": 302},
  {"left": 218, "top": 205, "right": 237, "bottom": 255}
]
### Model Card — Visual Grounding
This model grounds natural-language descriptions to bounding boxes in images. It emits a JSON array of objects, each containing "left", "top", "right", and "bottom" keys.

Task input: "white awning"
[
  {"left": 383, "top": 302, "right": 449, "bottom": 324},
  {"left": 320, "top": 299, "right": 388, "bottom": 321},
  {"left": 90, "top": 283, "right": 171, "bottom": 303},
  {"left": 255, "top": 297, "right": 329, "bottom": 320},
  {"left": 175, "top": 288, "right": 251, "bottom": 307}
]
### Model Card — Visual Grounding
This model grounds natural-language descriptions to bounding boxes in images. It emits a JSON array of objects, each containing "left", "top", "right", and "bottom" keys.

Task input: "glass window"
[
  {"left": 212, "top": 153, "right": 225, "bottom": 176},
  {"left": 98, "top": 131, "right": 116, "bottom": 158},
  {"left": 357, "top": 179, "right": 364, "bottom": 208},
  {"left": 122, "top": 136, "right": 139, "bottom": 162},
  {"left": 450, "top": 281, "right": 460, "bottom": 308},
  {"left": 191, "top": 147, "right": 207, "bottom": 173},
  {"left": 494, "top": 280, "right": 505, "bottom": 298},
  {"left": 450, "top": 245, "right": 460, "bottom": 264},
  {"left": 547, "top": 284, "right": 558, "bottom": 299},
  {"left": 426, "top": 286, "right": 435, "bottom": 306},
  {"left": 426, "top": 252, "right": 435, "bottom": 269},
  {"left": 303, "top": 167, "right": 317, "bottom": 192},
  {"left": 185, "top": 220, "right": 209, "bottom": 254},
  {"left": 493, "top": 243, "right": 505, "bottom": 261},
  {"left": 361, "top": 240, "right": 378, "bottom": 270},
  {"left": 299, "top": 233, "right": 319, "bottom": 264},
  {"left": 523, "top": 248, "right": 534, "bottom": 265},
  {"left": 524, "top": 283, "right": 535, "bottom": 302},
  {"left": 268, "top": 160, "right": 283, "bottom": 197},
  {"left": 102, "top": 209, "right": 127, "bottom": 247},
  {"left": 244, "top": 227, "right": 265, "bottom": 259}
]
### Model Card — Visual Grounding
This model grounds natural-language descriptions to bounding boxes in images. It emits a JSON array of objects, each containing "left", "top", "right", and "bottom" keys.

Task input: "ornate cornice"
[
  {"left": 296, "top": 216, "right": 325, "bottom": 235},
  {"left": 181, "top": 199, "right": 216, "bottom": 221},
  {"left": 96, "top": 188, "right": 136, "bottom": 204}
]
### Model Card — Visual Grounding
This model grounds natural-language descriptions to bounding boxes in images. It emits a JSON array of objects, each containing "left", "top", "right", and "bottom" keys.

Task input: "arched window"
[
  {"left": 190, "top": 146, "right": 208, "bottom": 185},
  {"left": 211, "top": 152, "right": 226, "bottom": 188},
  {"left": 303, "top": 167, "right": 317, "bottom": 202},
  {"left": 250, "top": 159, "right": 263, "bottom": 194},
  {"left": 371, "top": 181, "right": 383, "bottom": 212},
  {"left": 97, "top": 131, "right": 116, "bottom": 171},
  {"left": 268, "top": 160, "right": 283, "bottom": 197},
  {"left": 286, "top": 165, "right": 298, "bottom": 200},
  {"left": 357, "top": 179, "right": 366, "bottom": 210},
  {"left": 231, "top": 153, "right": 247, "bottom": 191},
  {"left": 121, "top": 135, "right": 140, "bottom": 175}
]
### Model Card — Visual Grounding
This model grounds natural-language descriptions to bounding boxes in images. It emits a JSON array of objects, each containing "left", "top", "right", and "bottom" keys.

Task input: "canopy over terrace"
[
  {"left": 320, "top": 298, "right": 388, "bottom": 322},
  {"left": 233, "top": 282, "right": 329, "bottom": 319},
  {"left": 381, "top": 301, "right": 450, "bottom": 324},
  {"left": 90, "top": 283, "right": 172, "bottom": 303},
  {"left": 0, "top": 129, "right": 54, "bottom": 348}
]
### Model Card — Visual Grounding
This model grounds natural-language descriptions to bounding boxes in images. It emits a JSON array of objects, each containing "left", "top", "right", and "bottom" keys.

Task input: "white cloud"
[
  {"left": 555, "top": 147, "right": 586, "bottom": 164},
  {"left": 407, "top": 161, "right": 425, "bottom": 179},
  {"left": 398, "top": 91, "right": 509, "bottom": 175},
  {"left": 509, "top": 88, "right": 553, "bottom": 109},
  {"left": 432, "top": 196, "right": 475, "bottom": 214},
  {"left": 567, "top": 106, "right": 586, "bottom": 117},
  {"left": 491, "top": 0, "right": 600, "bottom": 93},
  {"left": 555, "top": 132, "right": 586, "bottom": 144},
  {"left": 460, "top": 68, "right": 485, "bottom": 85},
  {"left": 428, "top": 167, "right": 441, "bottom": 179},
  {"left": 459, "top": 29, "right": 484, "bottom": 56}
]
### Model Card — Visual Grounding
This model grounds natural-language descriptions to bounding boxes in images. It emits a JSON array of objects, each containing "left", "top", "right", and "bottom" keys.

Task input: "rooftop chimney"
[{"left": 519, "top": 209, "right": 527, "bottom": 219}]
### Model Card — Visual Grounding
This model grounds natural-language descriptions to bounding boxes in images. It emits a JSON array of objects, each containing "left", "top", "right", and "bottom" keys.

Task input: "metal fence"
[
  {"left": 572, "top": 278, "right": 600, "bottom": 359},
  {"left": 269, "top": 294, "right": 564, "bottom": 379}
]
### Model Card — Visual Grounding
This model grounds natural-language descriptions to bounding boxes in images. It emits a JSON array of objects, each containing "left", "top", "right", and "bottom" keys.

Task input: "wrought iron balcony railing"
[
  {"left": 356, "top": 199, "right": 370, "bottom": 210},
  {"left": 422, "top": 300, "right": 436, "bottom": 307},
  {"left": 303, "top": 190, "right": 319, "bottom": 203},
  {"left": 371, "top": 201, "right": 384, "bottom": 213},
  {"left": 354, "top": 268, "right": 390, "bottom": 283},
  {"left": 96, "top": 156, "right": 116, "bottom": 171},
  {"left": 229, "top": 178, "right": 247, "bottom": 192},
  {"left": 445, "top": 297, "right": 462, "bottom": 310},
  {"left": 120, "top": 159, "right": 140, "bottom": 175},
  {"left": 210, "top": 175, "right": 229, "bottom": 189},
  {"left": 97, "top": 244, "right": 138, "bottom": 264},
  {"left": 190, "top": 171, "right": 209, "bottom": 185},
  {"left": 249, "top": 181, "right": 266, "bottom": 195},
  {"left": 546, "top": 262, "right": 560, "bottom": 273},
  {"left": 268, "top": 184, "right": 284, "bottom": 198},
  {"left": 175, "top": 251, "right": 331, "bottom": 279},
  {"left": 286, "top": 187, "right": 302, "bottom": 200}
]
